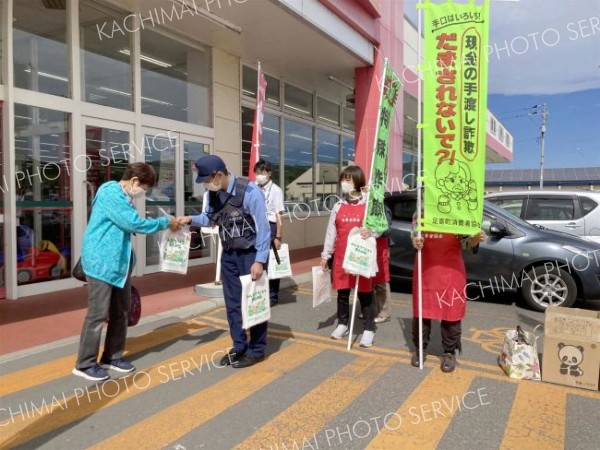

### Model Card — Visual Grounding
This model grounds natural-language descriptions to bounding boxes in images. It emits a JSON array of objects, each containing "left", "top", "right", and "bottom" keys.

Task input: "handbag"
[
  {"left": 499, "top": 325, "right": 542, "bottom": 380},
  {"left": 72, "top": 258, "right": 86, "bottom": 282},
  {"left": 128, "top": 285, "right": 142, "bottom": 327}
]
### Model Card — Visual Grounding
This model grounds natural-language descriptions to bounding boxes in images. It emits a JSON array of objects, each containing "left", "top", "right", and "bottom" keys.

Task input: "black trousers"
[
  {"left": 412, "top": 317, "right": 462, "bottom": 354},
  {"left": 337, "top": 289, "right": 375, "bottom": 332}
]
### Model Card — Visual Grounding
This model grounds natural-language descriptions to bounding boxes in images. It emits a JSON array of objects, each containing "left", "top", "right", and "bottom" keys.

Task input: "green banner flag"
[
  {"left": 421, "top": 0, "right": 490, "bottom": 235},
  {"left": 364, "top": 61, "right": 402, "bottom": 234}
]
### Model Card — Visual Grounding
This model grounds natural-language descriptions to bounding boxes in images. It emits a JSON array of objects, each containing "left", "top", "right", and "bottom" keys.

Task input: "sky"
[{"left": 403, "top": 0, "right": 600, "bottom": 170}]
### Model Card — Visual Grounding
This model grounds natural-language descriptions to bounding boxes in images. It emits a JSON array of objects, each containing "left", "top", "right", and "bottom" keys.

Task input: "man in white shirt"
[{"left": 254, "top": 159, "right": 285, "bottom": 307}]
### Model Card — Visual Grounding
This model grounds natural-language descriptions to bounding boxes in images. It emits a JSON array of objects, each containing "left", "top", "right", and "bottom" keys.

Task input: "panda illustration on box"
[{"left": 558, "top": 343, "right": 584, "bottom": 377}]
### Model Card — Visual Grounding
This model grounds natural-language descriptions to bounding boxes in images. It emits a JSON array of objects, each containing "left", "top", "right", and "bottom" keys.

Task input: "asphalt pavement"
[{"left": 1, "top": 282, "right": 599, "bottom": 450}]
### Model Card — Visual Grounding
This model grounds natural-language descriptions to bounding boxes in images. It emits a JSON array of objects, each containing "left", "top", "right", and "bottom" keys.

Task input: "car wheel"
[
  {"left": 49, "top": 265, "right": 61, "bottom": 279},
  {"left": 17, "top": 270, "right": 31, "bottom": 283},
  {"left": 520, "top": 266, "right": 577, "bottom": 311}
]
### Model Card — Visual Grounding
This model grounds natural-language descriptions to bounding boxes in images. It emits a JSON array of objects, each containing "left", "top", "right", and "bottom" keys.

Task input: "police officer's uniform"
[{"left": 189, "top": 156, "right": 271, "bottom": 367}]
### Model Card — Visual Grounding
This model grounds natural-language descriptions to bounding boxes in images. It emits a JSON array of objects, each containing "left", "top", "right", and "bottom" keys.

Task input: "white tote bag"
[
  {"left": 268, "top": 243, "right": 293, "bottom": 279},
  {"left": 312, "top": 266, "right": 332, "bottom": 308},
  {"left": 158, "top": 228, "right": 192, "bottom": 274},
  {"left": 342, "top": 227, "right": 378, "bottom": 278},
  {"left": 240, "top": 271, "right": 270, "bottom": 329}
]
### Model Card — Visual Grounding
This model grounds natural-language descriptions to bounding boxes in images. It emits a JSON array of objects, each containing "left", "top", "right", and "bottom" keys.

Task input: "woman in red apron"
[
  {"left": 411, "top": 227, "right": 486, "bottom": 372},
  {"left": 320, "top": 166, "right": 377, "bottom": 348}
]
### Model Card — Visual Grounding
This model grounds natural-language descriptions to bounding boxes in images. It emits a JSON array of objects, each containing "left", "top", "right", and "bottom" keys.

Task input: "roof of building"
[{"left": 486, "top": 167, "right": 600, "bottom": 184}]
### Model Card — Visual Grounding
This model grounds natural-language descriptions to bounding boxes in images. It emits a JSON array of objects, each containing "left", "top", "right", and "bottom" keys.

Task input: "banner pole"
[
  {"left": 255, "top": 61, "right": 261, "bottom": 165},
  {"left": 347, "top": 276, "right": 360, "bottom": 351},
  {"left": 417, "top": 0, "right": 424, "bottom": 370}
]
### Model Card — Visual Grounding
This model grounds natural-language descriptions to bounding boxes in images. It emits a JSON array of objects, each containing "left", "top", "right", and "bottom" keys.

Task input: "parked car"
[
  {"left": 485, "top": 190, "right": 600, "bottom": 243},
  {"left": 385, "top": 191, "right": 600, "bottom": 312}
]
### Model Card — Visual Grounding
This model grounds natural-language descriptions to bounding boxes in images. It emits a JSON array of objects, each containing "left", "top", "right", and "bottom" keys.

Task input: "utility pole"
[{"left": 538, "top": 104, "right": 548, "bottom": 189}]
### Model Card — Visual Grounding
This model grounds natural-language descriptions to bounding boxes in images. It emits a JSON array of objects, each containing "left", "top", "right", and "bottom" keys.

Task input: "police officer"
[{"left": 180, "top": 155, "right": 271, "bottom": 369}]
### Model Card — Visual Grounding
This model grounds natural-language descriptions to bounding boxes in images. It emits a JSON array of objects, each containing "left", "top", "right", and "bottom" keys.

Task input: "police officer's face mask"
[{"left": 204, "top": 175, "right": 221, "bottom": 192}]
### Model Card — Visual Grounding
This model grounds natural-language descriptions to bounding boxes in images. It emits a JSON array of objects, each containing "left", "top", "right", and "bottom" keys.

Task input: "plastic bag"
[
  {"left": 498, "top": 325, "right": 542, "bottom": 380},
  {"left": 159, "top": 228, "right": 192, "bottom": 274},
  {"left": 312, "top": 266, "right": 332, "bottom": 308},
  {"left": 240, "top": 271, "right": 270, "bottom": 329},
  {"left": 268, "top": 243, "right": 293, "bottom": 279},
  {"left": 342, "top": 227, "right": 378, "bottom": 278}
]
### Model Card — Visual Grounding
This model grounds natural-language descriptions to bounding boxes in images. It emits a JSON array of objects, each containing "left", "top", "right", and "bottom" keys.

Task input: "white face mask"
[
  {"left": 204, "top": 176, "right": 221, "bottom": 192},
  {"left": 341, "top": 181, "right": 355, "bottom": 194},
  {"left": 128, "top": 180, "right": 146, "bottom": 198},
  {"left": 255, "top": 174, "right": 269, "bottom": 186}
]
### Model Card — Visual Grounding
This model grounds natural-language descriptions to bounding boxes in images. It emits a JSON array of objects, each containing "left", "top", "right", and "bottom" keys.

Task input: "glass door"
[
  {"left": 181, "top": 134, "right": 211, "bottom": 264},
  {"left": 143, "top": 128, "right": 212, "bottom": 273}
]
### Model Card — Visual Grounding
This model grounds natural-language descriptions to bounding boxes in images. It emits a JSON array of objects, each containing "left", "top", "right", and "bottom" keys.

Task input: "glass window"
[
  {"left": 342, "top": 136, "right": 355, "bottom": 166},
  {"left": 183, "top": 140, "right": 211, "bottom": 260},
  {"left": 316, "top": 129, "right": 339, "bottom": 209},
  {"left": 284, "top": 120, "right": 313, "bottom": 202},
  {"left": 489, "top": 197, "right": 525, "bottom": 218},
  {"left": 13, "top": 0, "right": 69, "bottom": 97},
  {"left": 14, "top": 104, "right": 71, "bottom": 285},
  {"left": 242, "top": 66, "right": 280, "bottom": 107},
  {"left": 141, "top": 30, "right": 211, "bottom": 125},
  {"left": 317, "top": 97, "right": 340, "bottom": 126},
  {"left": 526, "top": 198, "right": 576, "bottom": 221},
  {"left": 284, "top": 84, "right": 313, "bottom": 118},
  {"left": 241, "top": 107, "right": 281, "bottom": 183},
  {"left": 580, "top": 196, "right": 598, "bottom": 216},
  {"left": 343, "top": 107, "right": 355, "bottom": 131},
  {"left": 84, "top": 126, "right": 130, "bottom": 214},
  {"left": 80, "top": 1, "right": 132, "bottom": 110},
  {"left": 144, "top": 132, "right": 177, "bottom": 266}
]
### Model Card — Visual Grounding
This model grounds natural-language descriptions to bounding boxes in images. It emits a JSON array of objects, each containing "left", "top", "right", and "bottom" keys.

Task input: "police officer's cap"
[{"left": 194, "top": 155, "right": 227, "bottom": 183}]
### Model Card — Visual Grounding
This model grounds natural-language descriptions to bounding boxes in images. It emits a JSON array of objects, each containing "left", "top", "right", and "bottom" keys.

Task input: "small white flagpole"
[
  {"left": 347, "top": 277, "right": 360, "bottom": 351},
  {"left": 417, "top": 0, "right": 424, "bottom": 370}
]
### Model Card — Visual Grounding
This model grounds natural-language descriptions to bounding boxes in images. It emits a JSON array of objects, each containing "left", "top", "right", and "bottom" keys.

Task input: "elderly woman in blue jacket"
[{"left": 73, "top": 163, "right": 180, "bottom": 382}]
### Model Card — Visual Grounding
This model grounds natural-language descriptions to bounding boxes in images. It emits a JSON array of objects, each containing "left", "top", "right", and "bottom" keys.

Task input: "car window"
[
  {"left": 526, "top": 198, "right": 576, "bottom": 221},
  {"left": 392, "top": 199, "right": 416, "bottom": 222},
  {"left": 580, "top": 196, "right": 598, "bottom": 216},
  {"left": 487, "top": 197, "right": 524, "bottom": 218}
]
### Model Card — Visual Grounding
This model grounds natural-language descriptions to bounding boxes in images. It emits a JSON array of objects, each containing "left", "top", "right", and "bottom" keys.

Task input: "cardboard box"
[{"left": 541, "top": 306, "right": 600, "bottom": 391}]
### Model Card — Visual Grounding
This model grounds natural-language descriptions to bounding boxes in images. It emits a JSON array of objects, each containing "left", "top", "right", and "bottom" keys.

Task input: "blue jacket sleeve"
[
  {"left": 99, "top": 192, "right": 170, "bottom": 234},
  {"left": 246, "top": 188, "right": 271, "bottom": 264}
]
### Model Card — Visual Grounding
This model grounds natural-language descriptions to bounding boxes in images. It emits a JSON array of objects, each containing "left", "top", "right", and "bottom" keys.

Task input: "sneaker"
[
  {"left": 72, "top": 364, "right": 110, "bottom": 381},
  {"left": 100, "top": 358, "right": 136, "bottom": 373},
  {"left": 374, "top": 316, "right": 390, "bottom": 324},
  {"left": 359, "top": 330, "right": 375, "bottom": 348},
  {"left": 411, "top": 352, "right": 427, "bottom": 367},
  {"left": 441, "top": 352, "right": 456, "bottom": 373},
  {"left": 330, "top": 324, "right": 349, "bottom": 339}
]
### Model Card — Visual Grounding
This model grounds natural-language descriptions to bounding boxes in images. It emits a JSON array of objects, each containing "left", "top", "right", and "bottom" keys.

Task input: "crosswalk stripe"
[
  {"left": 236, "top": 356, "right": 391, "bottom": 449},
  {"left": 196, "top": 316, "right": 505, "bottom": 374},
  {"left": 0, "top": 335, "right": 231, "bottom": 449},
  {"left": 90, "top": 343, "right": 322, "bottom": 450},
  {"left": 366, "top": 369, "right": 476, "bottom": 449},
  {"left": 499, "top": 382, "right": 566, "bottom": 450},
  {"left": 0, "top": 320, "right": 206, "bottom": 397},
  {"left": 195, "top": 317, "right": 600, "bottom": 399}
]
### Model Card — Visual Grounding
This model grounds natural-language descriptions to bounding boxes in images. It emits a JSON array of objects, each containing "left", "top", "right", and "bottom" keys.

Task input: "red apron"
[
  {"left": 332, "top": 202, "right": 373, "bottom": 293},
  {"left": 373, "top": 236, "right": 390, "bottom": 283},
  {"left": 412, "top": 232, "right": 467, "bottom": 321}
]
